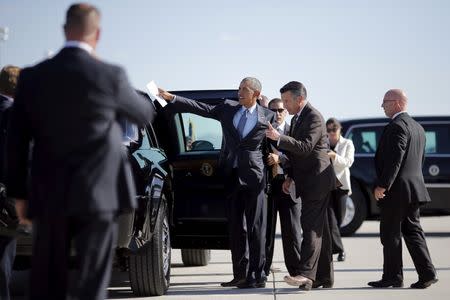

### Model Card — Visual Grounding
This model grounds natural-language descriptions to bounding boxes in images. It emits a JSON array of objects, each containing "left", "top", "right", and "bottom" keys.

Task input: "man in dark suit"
[
  {"left": 6, "top": 4, "right": 156, "bottom": 299},
  {"left": 0, "top": 65, "right": 20, "bottom": 300},
  {"left": 264, "top": 98, "right": 302, "bottom": 277},
  {"left": 159, "top": 77, "right": 275, "bottom": 288},
  {"left": 368, "top": 89, "right": 437, "bottom": 289},
  {"left": 266, "top": 81, "right": 335, "bottom": 290}
]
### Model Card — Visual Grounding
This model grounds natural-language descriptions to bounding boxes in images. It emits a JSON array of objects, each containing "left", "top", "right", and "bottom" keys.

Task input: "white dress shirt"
[{"left": 63, "top": 40, "right": 94, "bottom": 54}]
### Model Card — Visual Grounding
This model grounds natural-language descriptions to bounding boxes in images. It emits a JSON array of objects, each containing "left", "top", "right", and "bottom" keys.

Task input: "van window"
[
  {"left": 179, "top": 113, "right": 223, "bottom": 152},
  {"left": 423, "top": 124, "right": 450, "bottom": 154},
  {"left": 347, "top": 125, "right": 384, "bottom": 154}
]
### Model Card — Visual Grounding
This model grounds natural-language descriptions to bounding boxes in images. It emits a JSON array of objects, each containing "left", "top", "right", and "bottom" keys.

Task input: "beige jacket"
[{"left": 332, "top": 136, "right": 355, "bottom": 194}]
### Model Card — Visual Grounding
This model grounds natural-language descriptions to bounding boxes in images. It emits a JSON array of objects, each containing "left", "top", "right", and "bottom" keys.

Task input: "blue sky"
[{"left": 1, "top": 0, "right": 449, "bottom": 119}]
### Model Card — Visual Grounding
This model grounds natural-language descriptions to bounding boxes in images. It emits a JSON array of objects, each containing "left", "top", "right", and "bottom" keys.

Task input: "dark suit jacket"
[
  {"left": 170, "top": 96, "right": 275, "bottom": 189},
  {"left": 375, "top": 113, "right": 431, "bottom": 204},
  {"left": 278, "top": 102, "right": 336, "bottom": 200},
  {"left": 0, "top": 95, "right": 13, "bottom": 182},
  {"left": 6, "top": 47, "right": 156, "bottom": 218}
]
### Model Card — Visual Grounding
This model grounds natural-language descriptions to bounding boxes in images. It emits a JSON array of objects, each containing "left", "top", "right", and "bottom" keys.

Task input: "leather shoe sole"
[
  {"left": 284, "top": 275, "right": 313, "bottom": 290},
  {"left": 368, "top": 279, "right": 403, "bottom": 288},
  {"left": 410, "top": 278, "right": 438, "bottom": 289},
  {"left": 220, "top": 278, "right": 246, "bottom": 287},
  {"left": 236, "top": 280, "right": 266, "bottom": 289}
]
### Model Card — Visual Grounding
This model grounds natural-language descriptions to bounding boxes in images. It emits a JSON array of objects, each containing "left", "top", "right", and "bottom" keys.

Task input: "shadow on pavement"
[{"left": 351, "top": 232, "right": 450, "bottom": 238}]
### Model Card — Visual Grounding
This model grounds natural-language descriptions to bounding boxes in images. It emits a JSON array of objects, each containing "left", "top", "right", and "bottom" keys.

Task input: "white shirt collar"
[
  {"left": 277, "top": 120, "right": 286, "bottom": 132},
  {"left": 240, "top": 103, "right": 257, "bottom": 114},
  {"left": 0, "top": 93, "right": 13, "bottom": 102},
  {"left": 392, "top": 111, "right": 406, "bottom": 119},
  {"left": 64, "top": 40, "right": 94, "bottom": 54},
  {"left": 295, "top": 101, "right": 308, "bottom": 118}
]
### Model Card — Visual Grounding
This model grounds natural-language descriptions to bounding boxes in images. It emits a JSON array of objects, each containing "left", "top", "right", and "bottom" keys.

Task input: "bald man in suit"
[{"left": 368, "top": 89, "right": 437, "bottom": 289}]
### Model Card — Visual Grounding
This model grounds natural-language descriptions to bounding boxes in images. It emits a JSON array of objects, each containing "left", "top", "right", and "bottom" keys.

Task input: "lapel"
[
  {"left": 281, "top": 122, "right": 290, "bottom": 135},
  {"left": 334, "top": 136, "right": 345, "bottom": 153},
  {"left": 291, "top": 102, "right": 311, "bottom": 136},
  {"left": 228, "top": 103, "right": 242, "bottom": 141},
  {"left": 241, "top": 104, "right": 266, "bottom": 142}
]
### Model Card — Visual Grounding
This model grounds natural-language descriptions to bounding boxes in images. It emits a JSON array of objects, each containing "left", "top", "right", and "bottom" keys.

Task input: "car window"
[
  {"left": 179, "top": 113, "right": 222, "bottom": 152},
  {"left": 422, "top": 123, "right": 450, "bottom": 154},
  {"left": 347, "top": 125, "right": 385, "bottom": 154}
]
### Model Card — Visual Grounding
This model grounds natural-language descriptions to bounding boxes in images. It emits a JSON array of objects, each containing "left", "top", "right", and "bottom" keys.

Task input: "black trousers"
[
  {"left": 379, "top": 199, "right": 436, "bottom": 282},
  {"left": 0, "top": 236, "right": 16, "bottom": 300},
  {"left": 265, "top": 176, "right": 302, "bottom": 276},
  {"left": 30, "top": 213, "right": 117, "bottom": 300},
  {"left": 228, "top": 170, "right": 266, "bottom": 281},
  {"left": 329, "top": 189, "right": 348, "bottom": 254},
  {"left": 298, "top": 192, "right": 333, "bottom": 282}
]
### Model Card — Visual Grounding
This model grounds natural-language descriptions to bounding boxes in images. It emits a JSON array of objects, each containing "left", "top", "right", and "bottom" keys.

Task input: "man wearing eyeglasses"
[
  {"left": 368, "top": 89, "right": 437, "bottom": 289},
  {"left": 264, "top": 98, "right": 302, "bottom": 278}
]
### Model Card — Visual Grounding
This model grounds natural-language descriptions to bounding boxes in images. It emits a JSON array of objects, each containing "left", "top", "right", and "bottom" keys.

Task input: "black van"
[{"left": 339, "top": 116, "right": 450, "bottom": 236}]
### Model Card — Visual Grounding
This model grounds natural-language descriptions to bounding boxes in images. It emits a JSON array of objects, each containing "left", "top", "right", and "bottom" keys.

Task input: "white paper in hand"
[{"left": 145, "top": 80, "right": 167, "bottom": 107}]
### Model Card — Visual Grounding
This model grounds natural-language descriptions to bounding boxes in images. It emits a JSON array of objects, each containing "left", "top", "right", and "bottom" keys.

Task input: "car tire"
[
  {"left": 181, "top": 249, "right": 211, "bottom": 266},
  {"left": 340, "top": 180, "right": 367, "bottom": 236},
  {"left": 129, "top": 199, "right": 171, "bottom": 296}
]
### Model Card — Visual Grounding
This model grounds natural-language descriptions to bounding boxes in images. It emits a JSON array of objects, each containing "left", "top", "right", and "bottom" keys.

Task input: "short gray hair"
[{"left": 241, "top": 77, "right": 262, "bottom": 92}]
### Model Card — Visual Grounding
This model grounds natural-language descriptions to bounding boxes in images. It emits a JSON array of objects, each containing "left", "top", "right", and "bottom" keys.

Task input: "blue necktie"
[{"left": 237, "top": 109, "right": 249, "bottom": 139}]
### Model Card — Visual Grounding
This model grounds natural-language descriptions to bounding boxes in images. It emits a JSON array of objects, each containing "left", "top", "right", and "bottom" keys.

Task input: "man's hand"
[
  {"left": 15, "top": 199, "right": 31, "bottom": 226},
  {"left": 373, "top": 186, "right": 386, "bottom": 201},
  {"left": 282, "top": 177, "right": 292, "bottom": 195},
  {"left": 267, "top": 153, "right": 280, "bottom": 166},
  {"left": 266, "top": 122, "right": 280, "bottom": 141},
  {"left": 327, "top": 150, "right": 336, "bottom": 160},
  {"left": 158, "top": 88, "right": 175, "bottom": 102}
]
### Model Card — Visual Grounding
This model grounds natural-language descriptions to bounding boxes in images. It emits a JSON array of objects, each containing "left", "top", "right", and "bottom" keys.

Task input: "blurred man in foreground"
[
  {"left": 6, "top": 3, "right": 156, "bottom": 299},
  {"left": 0, "top": 65, "right": 21, "bottom": 300}
]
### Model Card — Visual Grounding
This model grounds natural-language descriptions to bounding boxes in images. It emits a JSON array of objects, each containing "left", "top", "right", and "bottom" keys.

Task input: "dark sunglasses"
[
  {"left": 327, "top": 127, "right": 339, "bottom": 133},
  {"left": 270, "top": 108, "right": 285, "bottom": 113}
]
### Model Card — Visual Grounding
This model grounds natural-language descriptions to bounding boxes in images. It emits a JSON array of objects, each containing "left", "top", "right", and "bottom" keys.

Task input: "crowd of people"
[{"left": 0, "top": 2, "right": 439, "bottom": 299}]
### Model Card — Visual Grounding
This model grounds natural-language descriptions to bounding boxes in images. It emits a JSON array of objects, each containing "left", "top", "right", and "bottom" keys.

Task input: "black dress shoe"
[
  {"left": 368, "top": 279, "right": 403, "bottom": 288},
  {"left": 337, "top": 251, "right": 346, "bottom": 262},
  {"left": 236, "top": 278, "right": 266, "bottom": 289},
  {"left": 220, "top": 278, "right": 246, "bottom": 287},
  {"left": 410, "top": 277, "right": 438, "bottom": 289},
  {"left": 313, "top": 279, "right": 333, "bottom": 288}
]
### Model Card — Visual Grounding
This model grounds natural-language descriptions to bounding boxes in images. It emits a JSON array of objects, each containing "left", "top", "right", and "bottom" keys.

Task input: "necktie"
[
  {"left": 237, "top": 109, "right": 249, "bottom": 139},
  {"left": 290, "top": 115, "right": 298, "bottom": 136}
]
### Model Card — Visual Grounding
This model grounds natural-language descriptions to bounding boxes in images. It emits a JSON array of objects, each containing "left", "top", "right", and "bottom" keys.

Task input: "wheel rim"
[
  {"left": 162, "top": 215, "right": 171, "bottom": 278},
  {"left": 341, "top": 196, "right": 356, "bottom": 227}
]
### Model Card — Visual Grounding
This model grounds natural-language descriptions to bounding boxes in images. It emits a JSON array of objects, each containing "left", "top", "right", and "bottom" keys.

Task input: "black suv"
[
  {"left": 339, "top": 116, "right": 450, "bottom": 236},
  {"left": 12, "top": 90, "right": 238, "bottom": 297}
]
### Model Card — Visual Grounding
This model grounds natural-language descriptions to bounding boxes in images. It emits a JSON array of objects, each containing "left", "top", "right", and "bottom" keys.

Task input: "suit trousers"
[
  {"left": 298, "top": 192, "right": 333, "bottom": 282},
  {"left": 30, "top": 213, "right": 117, "bottom": 300},
  {"left": 329, "top": 189, "right": 348, "bottom": 254},
  {"left": 228, "top": 170, "right": 266, "bottom": 281},
  {"left": 265, "top": 175, "right": 302, "bottom": 276},
  {"left": 379, "top": 198, "right": 436, "bottom": 282},
  {"left": 0, "top": 236, "right": 16, "bottom": 300}
]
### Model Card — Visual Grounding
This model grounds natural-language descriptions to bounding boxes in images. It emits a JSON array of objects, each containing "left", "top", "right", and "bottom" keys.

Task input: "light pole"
[{"left": 0, "top": 27, "right": 9, "bottom": 67}]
